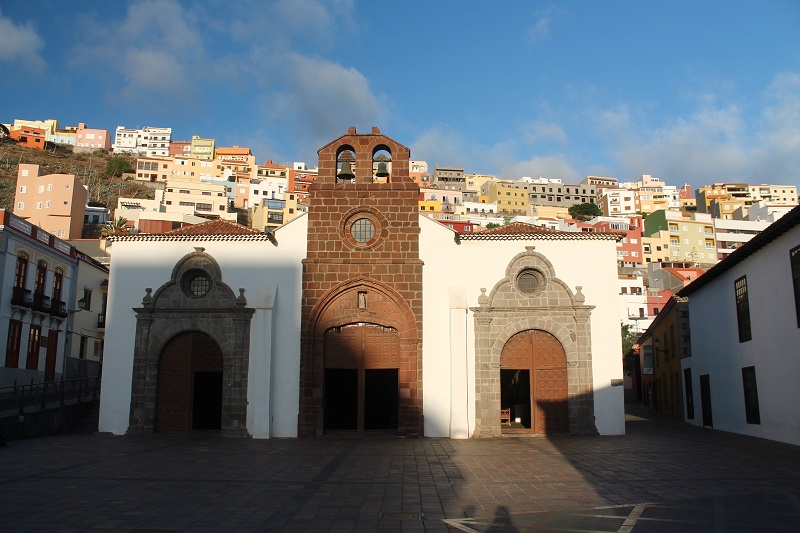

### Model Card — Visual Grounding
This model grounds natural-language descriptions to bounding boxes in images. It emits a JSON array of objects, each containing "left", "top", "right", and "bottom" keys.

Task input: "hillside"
[{"left": 0, "top": 140, "right": 155, "bottom": 213}]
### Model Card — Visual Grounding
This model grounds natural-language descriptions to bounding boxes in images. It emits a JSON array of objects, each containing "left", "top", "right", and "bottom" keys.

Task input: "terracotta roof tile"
[
  {"left": 459, "top": 222, "right": 623, "bottom": 241},
  {"left": 164, "top": 219, "right": 265, "bottom": 236},
  {"left": 108, "top": 219, "right": 274, "bottom": 242}
]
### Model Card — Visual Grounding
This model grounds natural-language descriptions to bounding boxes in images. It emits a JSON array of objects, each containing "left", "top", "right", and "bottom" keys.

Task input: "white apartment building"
[
  {"left": 598, "top": 188, "right": 637, "bottom": 216},
  {"left": 747, "top": 184, "right": 797, "bottom": 205},
  {"left": 113, "top": 126, "right": 172, "bottom": 157},
  {"left": 713, "top": 218, "right": 771, "bottom": 260}
]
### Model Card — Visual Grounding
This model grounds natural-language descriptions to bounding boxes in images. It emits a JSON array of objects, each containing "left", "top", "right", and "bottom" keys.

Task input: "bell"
[
  {"left": 337, "top": 160, "right": 355, "bottom": 180},
  {"left": 375, "top": 161, "right": 389, "bottom": 178}
]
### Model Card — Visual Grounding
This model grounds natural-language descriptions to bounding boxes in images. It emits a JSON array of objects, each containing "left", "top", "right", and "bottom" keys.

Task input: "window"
[
  {"left": 791, "top": 245, "right": 800, "bottom": 327},
  {"left": 5, "top": 320, "right": 23, "bottom": 368},
  {"left": 19, "top": 185, "right": 26, "bottom": 193},
  {"left": 516, "top": 268, "right": 544, "bottom": 295},
  {"left": 350, "top": 218, "right": 375, "bottom": 243},
  {"left": 83, "top": 287, "right": 92, "bottom": 312},
  {"left": 79, "top": 336, "right": 88, "bottom": 359},
  {"left": 684, "top": 368, "right": 694, "bottom": 419},
  {"left": 34, "top": 260, "right": 47, "bottom": 295},
  {"left": 196, "top": 203, "right": 212, "bottom": 211},
  {"left": 26, "top": 325, "right": 41, "bottom": 370},
  {"left": 741, "top": 366, "right": 760, "bottom": 424},
  {"left": 14, "top": 253, "right": 28, "bottom": 289},
  {"left": 735, "top": 276, "right": 751, "bottom": 342}
]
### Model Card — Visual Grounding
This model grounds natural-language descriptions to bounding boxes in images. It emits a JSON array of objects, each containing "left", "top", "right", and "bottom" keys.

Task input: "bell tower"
[{"left": 299, "top": 126, "right": 423, "bottom": 437}]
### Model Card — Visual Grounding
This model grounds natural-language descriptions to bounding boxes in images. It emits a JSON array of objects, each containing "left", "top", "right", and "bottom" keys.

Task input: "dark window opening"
[
  {"left": 742, "top": 366, "right": 760, "bottom": 424},
  {"left": 735, "top": 276, "right": 751, "bottom": 342}
]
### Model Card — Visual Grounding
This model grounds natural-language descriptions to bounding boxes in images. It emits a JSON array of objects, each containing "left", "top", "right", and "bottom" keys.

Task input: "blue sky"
[{"left": 2, "top": 1, "right": 799, "bottom": 191}]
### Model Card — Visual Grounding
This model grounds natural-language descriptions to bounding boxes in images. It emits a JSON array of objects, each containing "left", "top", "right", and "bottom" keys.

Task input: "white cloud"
[
  {"left": 409, "top": 127, "right": 470, "bottom": 168},
  {"left": 522, "top": 120, "right": 567, "bottom": 144},
  {"left": 0, "top": 8, "right": 46, "bottom": 73},
  {"left": 503, "top": 155, "right": 580, "bottom": 182},
  {"left": 259, "top": 53, "right": 386, "bottom": 150},
  {"left": 594, "top": 73, "right": 800, "bottom": 190},
  {"left": 527, "top": 7, "right": 561, "bottom": 48},
  {"left": 70, "top": 0, "right": 211, "bottom": 106}
]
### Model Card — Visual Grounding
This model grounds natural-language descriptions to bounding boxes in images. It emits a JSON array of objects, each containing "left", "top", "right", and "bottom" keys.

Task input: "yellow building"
[
  {"left": 527, "top": 205, "right": 569, "bottom": 219},
  {"left": 642, "top": 230, "right": 672, "bottom": 264},
  {"left": 645, "top": 210, "right": 717, "bottom": 266},
  {"left": 190, "top": 136, "right": 215, "bottom": 160},
  {"left": 251, "top": 193, "right": 300, "bottom": 231},
  {"left": 163, "top": 177, "right": 235, "bottom": 221},
  {"left": 418, "top": 199, "right": 441, "bottom": 213},
  {"left": 483, "top": 180, "right": 528, "bottom": 215}
]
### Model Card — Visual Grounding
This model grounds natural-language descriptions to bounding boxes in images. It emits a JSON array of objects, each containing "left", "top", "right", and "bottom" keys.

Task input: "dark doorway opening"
[
  {"left": 193, "top": 372, "right": 222, "bottom": 430},
  {"left": 364, "top": 369, "right": 398, "bottom": 430},
  {"left": 501, "top": 369, "right": 531, "bottom": 429},
  {"left": 156, "top": 331, "right": 224, "bottom": 434},
  {"left": 700, "top": 374, "right": 713, "bottom": 427},
  {"left": 324, "top": 368, "right": 358, "bottom": 430}
]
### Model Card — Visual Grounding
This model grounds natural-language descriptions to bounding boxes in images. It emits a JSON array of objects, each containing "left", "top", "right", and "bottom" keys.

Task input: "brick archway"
[{"left": 299, "top": 277, "right": 421, "bottom": 437}]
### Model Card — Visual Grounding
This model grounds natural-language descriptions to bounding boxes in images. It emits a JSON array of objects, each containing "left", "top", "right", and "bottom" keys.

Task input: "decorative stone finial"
[
  {"left": 574, "top": 286, "right": 585, "bottom": 304},
  {"left": 525, "top": 245, "right": 536, "bottom": 252},
  {"left": 143, "top": 288, "right": 153, "bottom": 306},
  {"left": 237, "top": 288, "right": 247, "bottom": 306},
  {"left": 194, "top": 247, "right": 205, "bottom": 253},
  {"left": 478, "top": 288, "right": 489, "bottom": 307}
]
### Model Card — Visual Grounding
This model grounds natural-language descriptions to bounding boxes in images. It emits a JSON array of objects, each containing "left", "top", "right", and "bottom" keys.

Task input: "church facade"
[{"left": 99, "top": 128, "right": 625, "bottom": 438}]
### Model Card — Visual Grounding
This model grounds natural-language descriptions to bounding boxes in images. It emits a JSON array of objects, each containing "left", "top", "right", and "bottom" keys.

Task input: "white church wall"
[
  {"left": 420, "top": 217, "right": 625, "bottom": 437},
  {"left": 99, "top": 217, "right": 306, "bottom": 437}
]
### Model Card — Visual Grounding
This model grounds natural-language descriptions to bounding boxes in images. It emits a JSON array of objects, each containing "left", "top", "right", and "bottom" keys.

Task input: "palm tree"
[{"left": 101, "top": 216, "right": 131, "bottom": 236}]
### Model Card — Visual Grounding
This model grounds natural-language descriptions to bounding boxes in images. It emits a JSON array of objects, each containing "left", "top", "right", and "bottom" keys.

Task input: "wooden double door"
[
  {"left": 500, "top": 329, "right": 569, "bottom": 434},
  {"left": 323, "top": 323, "right": 399, "bottom": 433},
  {"left": 156, "top": 332, "right": 223, "bottom": 433}
]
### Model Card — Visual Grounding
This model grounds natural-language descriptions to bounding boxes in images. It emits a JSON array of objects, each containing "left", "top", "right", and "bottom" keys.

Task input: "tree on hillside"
[
  {"left": 569, "top": 202, "right": 602, "bottom": 221},
  {"left": 621, "top": 324, "right": 638, "bottom": 376},
  {"left": 104, "top": 157, "right": 134, "bottom": 178},
  {"left": 486, "top": 222, "right": 500, "bottom": 229},
  {"left": 100, "top": 216, "right": 131, "bottom": 236}
]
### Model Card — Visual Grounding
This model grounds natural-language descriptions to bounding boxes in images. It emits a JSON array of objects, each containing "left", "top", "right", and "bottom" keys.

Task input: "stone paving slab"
[{"left": 1, "top": 407, "right": 799, "bottom": 532}]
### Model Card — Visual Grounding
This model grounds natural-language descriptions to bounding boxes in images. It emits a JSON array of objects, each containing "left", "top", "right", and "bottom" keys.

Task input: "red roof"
[
  {"left": 163, "top": 219, "right": 264, "bottom": 236},
  {"left": 108, "top": 219, "right": 274, "bottom": 242},
  {"left": 459, "top": 222, "right": 623, "bottom": 241}
]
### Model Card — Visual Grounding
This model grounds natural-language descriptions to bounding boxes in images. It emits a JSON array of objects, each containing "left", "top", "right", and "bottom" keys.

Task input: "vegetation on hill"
[
  {"left": 569, "top": 202, "right": 603, "bottom": 221},
  {"left": 0, "top": 140, "right": 155, "bottom": 213}
]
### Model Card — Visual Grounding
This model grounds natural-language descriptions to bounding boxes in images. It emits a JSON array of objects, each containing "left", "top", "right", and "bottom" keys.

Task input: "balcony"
[
  {"left": 50, "top": 300, "right": 68, "bottom": 319},
  {"left": 32, "top": 293, "right": 52, "bottom": 313},
  {"left": 11, "top": 287, "right": 32, "bottom": 308}
]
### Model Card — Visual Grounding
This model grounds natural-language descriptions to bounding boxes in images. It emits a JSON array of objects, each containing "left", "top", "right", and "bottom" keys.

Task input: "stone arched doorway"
[
  {"left": 156, "top": 331, "right": 224, "bottom": 433},
  {"left": 500, "top": 329, "right": 569, "bottom": 434},
  {"left": 472, "top": 246, "right": 598, "bottom": 437},
  {"left": 323, "top": 323, "right": 400, "bottom": 432},
  {"left": 127, "top": 248, "right": 254, "bottom": 437}
]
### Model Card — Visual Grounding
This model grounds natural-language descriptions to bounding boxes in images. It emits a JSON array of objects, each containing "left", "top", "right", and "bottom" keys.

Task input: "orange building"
[
  {"left": 14, "top": 164, "right": 88, "bottom": 239},
  {"left": 9, "top": 126, "right": 46, "bottom": 150}
]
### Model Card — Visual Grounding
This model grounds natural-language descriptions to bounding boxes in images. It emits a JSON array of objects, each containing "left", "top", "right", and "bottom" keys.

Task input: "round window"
[
  {"left": 181, "top": 269, "right": 213, "bottom": 298},
  {"left": 350, "top": 218, "right": 376, "bottom": 243},
  {"left": 516, "top": 268, "right": 544, "bottom": 295}
]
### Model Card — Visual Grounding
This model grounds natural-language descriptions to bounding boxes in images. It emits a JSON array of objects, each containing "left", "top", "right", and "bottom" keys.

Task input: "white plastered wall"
[
  {"left": 684, "top": 225, "right": 800, "bottom": 446},
  {"left": 420, "top": 216, "right": 625, "bottom": 437},
  {"left": 98, "top": 216, "right": 307, "bottom": 437}
]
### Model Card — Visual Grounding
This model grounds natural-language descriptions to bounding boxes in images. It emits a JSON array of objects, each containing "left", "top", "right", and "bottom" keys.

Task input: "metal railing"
[{"left": 0, "top": 376, "right": 101, "bottom": 417}]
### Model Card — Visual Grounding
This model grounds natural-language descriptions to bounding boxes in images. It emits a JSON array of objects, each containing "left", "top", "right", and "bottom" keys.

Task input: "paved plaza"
[{"left": 2, "top": 406, "right": 800, "bottom": 532}]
